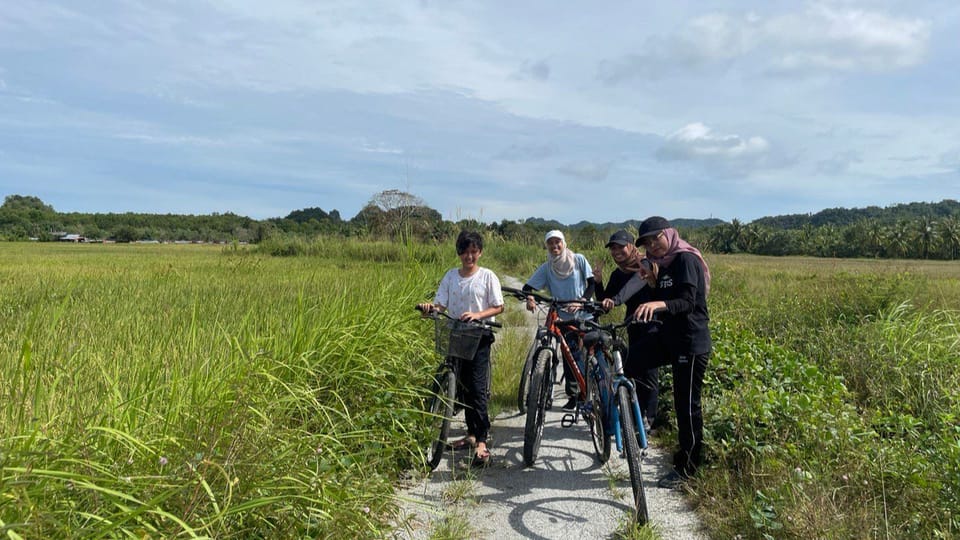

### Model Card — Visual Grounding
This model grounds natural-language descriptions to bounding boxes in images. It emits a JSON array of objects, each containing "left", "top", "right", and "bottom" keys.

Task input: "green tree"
[
  {"left": 1, "top": 194, "right": 55, "bottom": 213},
  {"left": 915, "top": 216, "right": 936, "bottom": 259},
  {"left": 936, "top": 217, "right": 960, "bottom": 259},
  {"left": 363, "top": 189, "right": 440, "bottom": 243},
  {"left": 112, "top": 226, "right": 139, "bottom": 243}
]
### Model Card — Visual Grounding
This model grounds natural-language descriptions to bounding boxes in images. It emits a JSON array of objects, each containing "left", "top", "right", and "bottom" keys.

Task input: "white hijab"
[{"left": 545, "top": 230, "right": 576, "bottom": 279}]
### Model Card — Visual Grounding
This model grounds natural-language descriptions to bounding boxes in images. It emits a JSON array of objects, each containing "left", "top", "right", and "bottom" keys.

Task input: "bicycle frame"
[
  {"left": 543, "top": 303, "right": 589, "bottom": 401},
  {"left": 504, "top": 287, "right": 592, "bottom": 406}
]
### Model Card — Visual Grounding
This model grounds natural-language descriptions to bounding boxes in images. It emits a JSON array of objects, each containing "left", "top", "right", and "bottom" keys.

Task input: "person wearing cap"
[
  {"left": 521, "top": 229, "right": 596, "bottom": 411},
  {"left": 594, "top": 230, "right": 665, "bottom": 434},
  {"left": 630, "top": 216, "right": 712, "bottom": 489}
]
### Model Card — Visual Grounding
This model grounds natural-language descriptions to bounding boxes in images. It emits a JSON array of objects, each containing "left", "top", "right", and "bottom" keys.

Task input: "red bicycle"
[{"left": 502, "top": 287, "right": 605, "bottom": 466}]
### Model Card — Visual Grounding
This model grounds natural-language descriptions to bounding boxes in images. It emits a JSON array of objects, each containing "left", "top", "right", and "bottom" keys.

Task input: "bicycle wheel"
[
  {"left": 586, "top": 356, "right": 611, "bottom": 463},
  {"left": 617, "top": 384, "right": 649, "bottom": 525},
  {"left": 522, "top": 346, "right": 553, "bottom": 467},
  {"left": 425, "top": 368, "right": 457, "bottom": 470},
  {"left": 517, "top": 339, "right": 539, "bottom": 413}
]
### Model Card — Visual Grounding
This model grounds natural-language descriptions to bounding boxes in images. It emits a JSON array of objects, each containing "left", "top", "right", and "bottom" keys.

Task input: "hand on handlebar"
[
  {"left": 525, "top": 296, "right": 536, "bottom": 312},
  {"left": 601, "top": 298, "right": 615, "bottom": 311},
  {"left": 416, "top": 303, "right": 436, "bottom": 316},
  {"left": 632, "top": 301, "right": 666, "bottom": 322}
]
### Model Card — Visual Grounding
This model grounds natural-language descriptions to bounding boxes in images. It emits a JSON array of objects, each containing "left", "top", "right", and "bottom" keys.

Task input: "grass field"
[{"left": 1, "top": 241, "right": 958, "bottom": 538}]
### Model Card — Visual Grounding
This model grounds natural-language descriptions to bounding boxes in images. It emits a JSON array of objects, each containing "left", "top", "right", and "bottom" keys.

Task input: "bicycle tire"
[
  {"left": 586, "top": 356, "right": 612, "bottom": 463},
  {"left": 425, "top": 368, "right": 457, "bottom": 470},
  {"left": 617, "top": 384, "right": 649, "bottom": 525},
  {"left": 522, "top": 346, "right": 553, "bottom": 467},
  {"left": 517, "top": 340, "right": 539, "bottom": 413}
]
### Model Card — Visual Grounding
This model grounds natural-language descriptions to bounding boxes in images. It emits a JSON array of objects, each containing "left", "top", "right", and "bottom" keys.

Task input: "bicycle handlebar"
[
  {"left": 414, "top": 305, "right": 502, "bottom": 328},
  {"left": 501, "top": 286, "right": 603, "bottom": 311},
  {"left": 582, "top": 316, "right": 661, "bottom": 333}
]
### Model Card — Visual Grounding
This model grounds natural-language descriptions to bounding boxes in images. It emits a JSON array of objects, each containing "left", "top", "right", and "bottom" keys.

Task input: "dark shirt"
[
  {"left": 651, "top": 252, "right": 711, "bottom": 357},
  {"left": 595, "top": 267, "right": 661, "bottom": 351}
]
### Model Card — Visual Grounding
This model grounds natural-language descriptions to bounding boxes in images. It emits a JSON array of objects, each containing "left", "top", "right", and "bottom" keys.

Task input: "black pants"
[
  {"left": 461, "top": 336, "right": 493, "bottom": 444},
  {"left": 625, "top": 339, "right": 669, "bottom": 423},
  {"left": 632, "top": 368, "right": 659, "bottom": 422},
  {"left": 672, "top": 352, "right": 709, "bottom": 476},
  {"left": 562, "top": 332, "right": 583, "bottom": 398}
]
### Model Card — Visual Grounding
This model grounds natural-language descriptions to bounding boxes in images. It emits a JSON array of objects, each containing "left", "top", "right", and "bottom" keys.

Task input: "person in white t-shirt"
[{"left": 417, "top": 231, "right": 504, "bottom": 467}]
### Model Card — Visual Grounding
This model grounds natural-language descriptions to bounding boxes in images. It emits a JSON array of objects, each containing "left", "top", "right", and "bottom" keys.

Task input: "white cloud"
[
  {"left": 656, "top": 123, "right": 772, "bottom": 170},
  {"left": 817, "top": 150, "right": 863, "bottom": 175},
  {"left": 493, "top": 142, "right": 558, "bottom": 162},
  {"left": 940, "top": 148, "right": 960, "bottom": 171},
  {"left": 766, "top": 5, "right": 930, "bottom": 72},
  {"left": 556, "top": 160, "right": 613, "bottom": 182},
  {"left": 598, "top": 4, "right": 930, "bottom": 83},
  {"left": 114, "top": 132, "right": 228, "bottom": 148},
  {"left": 511, "top": 59, "right": 551, "bottom": 81},
  {"left": 361, "top": 141, "right": 404, "bottom": 155}
]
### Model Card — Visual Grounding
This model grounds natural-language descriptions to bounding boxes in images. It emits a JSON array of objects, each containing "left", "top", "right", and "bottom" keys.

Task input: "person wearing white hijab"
[{"left": 522, "top": 230, "right": 595, "bottom": 411}]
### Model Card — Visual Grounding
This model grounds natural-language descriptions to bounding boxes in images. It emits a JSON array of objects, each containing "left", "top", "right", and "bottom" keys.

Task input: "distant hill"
[
  {"left": 751, "top": 199, "right": 960, "bottom": 229},
  {"left": 534, "top": 217, "right": 725, "bottom": 230}
]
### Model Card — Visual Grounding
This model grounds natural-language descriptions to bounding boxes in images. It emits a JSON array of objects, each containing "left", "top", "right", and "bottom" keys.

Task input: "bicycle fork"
[{"left": 611, "top": 377, "right": 649, "bottom": 454}]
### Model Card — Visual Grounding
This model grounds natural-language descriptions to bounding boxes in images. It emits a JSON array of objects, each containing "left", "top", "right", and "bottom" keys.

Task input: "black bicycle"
[
  {"left": 416, "top": 306, "right": 500, "bottom": 470},
  {"left": 517, "top": 324, "right": 559, "bottom": 414}
]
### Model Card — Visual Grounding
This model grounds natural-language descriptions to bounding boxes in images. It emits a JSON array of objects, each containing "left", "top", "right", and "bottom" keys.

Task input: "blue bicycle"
[{"left": 581, "top": 314, "right": 659, "bottom": 526}]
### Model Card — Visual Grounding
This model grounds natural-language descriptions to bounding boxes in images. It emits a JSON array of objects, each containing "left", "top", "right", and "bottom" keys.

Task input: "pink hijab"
[{"left": 644, "top": 228, "right": 711, "bottom": 296}]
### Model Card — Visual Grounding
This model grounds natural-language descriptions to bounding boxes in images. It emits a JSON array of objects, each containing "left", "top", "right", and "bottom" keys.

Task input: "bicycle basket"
[{"left": 434, "top": 319, "right": 485, "bottom": 360}]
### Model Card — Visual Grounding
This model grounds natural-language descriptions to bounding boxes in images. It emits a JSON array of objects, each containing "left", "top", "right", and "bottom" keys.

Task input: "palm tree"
[
  {"left": 886, "top": 220, "right": 911, "bottom": 258},
  {"left": 915, "top": 216, "right": 936, "bottom": 259},
  {"left": 741, "top": 223, "right": 766, "bottom": 253},
  {"left": 866, "top": 219, "right": 886, "bottom": 258},
  {"left": 936, "top": 217, "right": 960, "bottom": 260}
]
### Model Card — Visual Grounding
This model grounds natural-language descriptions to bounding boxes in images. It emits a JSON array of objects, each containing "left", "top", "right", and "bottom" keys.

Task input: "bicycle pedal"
[{"left": 560, "top": 413, "right": 577, "bottom": 428}]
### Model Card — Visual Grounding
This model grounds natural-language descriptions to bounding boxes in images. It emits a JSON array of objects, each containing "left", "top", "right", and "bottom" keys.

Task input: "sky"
[{"left": 1, "top": 1, "right": 959, "bottom": 225}]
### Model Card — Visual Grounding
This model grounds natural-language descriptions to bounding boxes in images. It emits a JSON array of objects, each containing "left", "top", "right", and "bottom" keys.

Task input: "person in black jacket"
[
  {"left": 593, "top": 230, "right": 666, "bottom": 433},
  {"left": 630, "top": 217, "right": 712, "bottom": 489}
]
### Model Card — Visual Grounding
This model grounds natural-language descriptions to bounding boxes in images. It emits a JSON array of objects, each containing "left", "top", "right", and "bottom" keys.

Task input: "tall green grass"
[
  {"left": 698, "top": 254, "right": 960, "bottom": 538},
  {"left": 0, "top": 243, "right": 445, "bottom": 538}
]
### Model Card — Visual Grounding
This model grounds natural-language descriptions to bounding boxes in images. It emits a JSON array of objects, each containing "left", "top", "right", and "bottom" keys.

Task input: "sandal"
[
  {"left": 471, "top": 448, "right": 491, "bottom": 469},
  {"left": 450, "top": 436, "right": 476, "bottom": 450}
]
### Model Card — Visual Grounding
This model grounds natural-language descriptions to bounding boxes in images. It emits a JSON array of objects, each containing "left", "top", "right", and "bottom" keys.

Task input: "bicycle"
[
  {"left": 415, "top": 306, "right": 501, "bottom": 470},
  {"left": 502, "top": 286, "right": 604, "bottom": 467},
  {"left": 581, "top": 315, "right": 661, "bottom": 525},
  {"left": 516, "top": 316, "right": 560, "bottom": 414}
]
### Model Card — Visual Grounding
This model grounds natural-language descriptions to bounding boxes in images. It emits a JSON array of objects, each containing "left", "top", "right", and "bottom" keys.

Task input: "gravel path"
[{"left": 392, "top": 277, "right": 709, "bottom": 539}]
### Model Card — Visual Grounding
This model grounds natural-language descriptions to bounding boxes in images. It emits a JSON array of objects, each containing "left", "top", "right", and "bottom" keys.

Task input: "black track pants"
[{"left": 672, "top": 352, "right": 709, "bottom": 476}]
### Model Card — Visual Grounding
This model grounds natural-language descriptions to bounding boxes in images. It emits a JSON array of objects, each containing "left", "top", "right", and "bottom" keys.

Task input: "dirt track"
[{"left": 392, "top": 277, "right": 708, "bottom": 539}]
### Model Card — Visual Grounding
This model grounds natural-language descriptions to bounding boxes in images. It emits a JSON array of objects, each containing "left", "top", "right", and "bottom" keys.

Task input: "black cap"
[
  {"left": 636, "top": 216, "right": 670, "bottom": 242},
  {"left": 605, "top": 229, "right": 635, "bottom": 248}
]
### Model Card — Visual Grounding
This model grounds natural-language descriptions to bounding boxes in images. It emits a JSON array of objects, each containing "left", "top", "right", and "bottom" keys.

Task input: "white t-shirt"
[{"left": 434, "top": 267, "right": 504, "bottom": 321}]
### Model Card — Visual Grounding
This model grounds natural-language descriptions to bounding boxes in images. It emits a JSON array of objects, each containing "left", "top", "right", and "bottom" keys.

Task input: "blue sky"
[{"left": 1, "top": 1, "right": 958, "bottom": 224}]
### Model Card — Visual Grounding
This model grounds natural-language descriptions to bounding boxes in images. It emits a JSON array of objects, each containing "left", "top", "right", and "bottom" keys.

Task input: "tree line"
[{"left": 3, "top": 193, "right": 959, "bottom": 260}]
